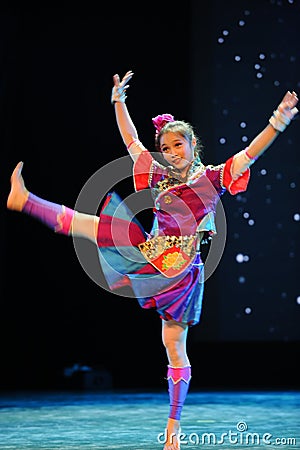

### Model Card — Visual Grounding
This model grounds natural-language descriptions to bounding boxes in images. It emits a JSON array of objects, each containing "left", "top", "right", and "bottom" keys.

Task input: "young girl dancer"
[{"left": 7, "top": 70, "right": 298, "bottom": 449}]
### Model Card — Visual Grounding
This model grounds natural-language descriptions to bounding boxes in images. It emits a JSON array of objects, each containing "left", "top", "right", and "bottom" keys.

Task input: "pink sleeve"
[{"left": 222, "top": 155, "right": 251, "bottom": 195}]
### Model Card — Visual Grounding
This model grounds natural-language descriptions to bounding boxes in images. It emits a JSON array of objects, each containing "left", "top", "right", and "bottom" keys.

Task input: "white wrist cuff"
[
  {"left": 269, "top": 109, "right": 290, "bottom": 132},
  {"left": 111, "top": 87, "right": 127, "bottom": 105}
]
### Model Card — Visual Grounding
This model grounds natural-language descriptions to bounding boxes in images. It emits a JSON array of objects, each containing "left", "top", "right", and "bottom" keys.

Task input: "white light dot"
[
  {"left": 239, "top": 276, "right": 246, "bottom": 284},
  {"left": 290, "top": 182, "right": 296, "bottom": 188},
  {"left": 243, "top": 212, "right": 250, "bottom": 219},
  {"left": 242, "top": 135, "right": 248, "bottom": 142},
  {"left": 248, "top": 219, "right": 255, "bottom": 226},
  {"left": 236, "top": 253, "right": 244, "bottom": 263},
  {"left": 218, "top": 37, "right": 225, "bottom": 44},
  {"left": 259, "top": 53, "right": 266, "bottom": 60},
  {"left": 235, "top": 55, "right": 241, "bottom": 62},
  {"left": 260, "top": 169, "right": 267, "bottom": 175},
  {"left": 245, "top": 307, "right": 252, "bottom": 314},
  {"left": 296, "top": 296, "right": 300, "bottom": 305},
  {"left": 219, "top": 137, "right": 226, "bottom": 144},
  {"left": 223, "top": 29, "right": 229, "bottom": 36},
  {"left": 239, "top": 20, "right": 245, "bottom": 26},
  {"left": 240, "top": 122, "right": 247, "bottom": 128},
  {"left": 274, "top": 80, "right": 280, "bottom": 86},
  {"left": 293, "top": 213, "right": 300, "bottom": 221},
  {"left": 256, "top": 72, "right": 263, "bottom": 79},
  {"left": 254, "top": 64, "right": 261, "bottom": 70},
  {"left": 243, "top": 255, "right": 249, "bottom": 262}
]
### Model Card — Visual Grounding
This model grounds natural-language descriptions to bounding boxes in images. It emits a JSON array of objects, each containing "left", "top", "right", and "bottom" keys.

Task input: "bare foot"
[
  {"left": 163, "top": 418, "right": 181, "bottom": 450},
  {"left": 7, "top": 161, "right": 29, "bottom": 211}
]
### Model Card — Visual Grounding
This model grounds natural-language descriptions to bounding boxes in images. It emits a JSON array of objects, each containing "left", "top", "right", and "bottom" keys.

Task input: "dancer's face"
[{"left": 160, "top": 131, "right": 196, "bottom": 177}]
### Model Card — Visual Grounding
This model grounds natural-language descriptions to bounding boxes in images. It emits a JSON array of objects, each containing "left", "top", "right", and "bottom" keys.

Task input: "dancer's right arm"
[{"left": 112, "top": 71, "right": 147, "bottom": 162}]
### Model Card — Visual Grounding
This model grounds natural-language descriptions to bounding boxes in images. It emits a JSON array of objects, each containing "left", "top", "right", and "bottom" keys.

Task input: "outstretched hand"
[
  {"left": 277, "top": 90, "right": 298, "bottom": 121},
  {"left": 111, "top": 70, "right": 134, "bottom": 104},
  {"left": 113, "top": 70, "right": 134, "bottom": 89}
]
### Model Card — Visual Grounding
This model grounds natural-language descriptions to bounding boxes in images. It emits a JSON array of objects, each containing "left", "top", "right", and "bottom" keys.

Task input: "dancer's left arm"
[
  {"left": 231, "top": 90, "right": 298, "bottom": 179},
  {"left": 247, "top": 90, "right": 298, "bottom": 158}
]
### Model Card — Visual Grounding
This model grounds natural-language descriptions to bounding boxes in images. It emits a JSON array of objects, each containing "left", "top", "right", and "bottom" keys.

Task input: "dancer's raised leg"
[{"left": 7, "top": 161, "right": 99, "bottom": 241}]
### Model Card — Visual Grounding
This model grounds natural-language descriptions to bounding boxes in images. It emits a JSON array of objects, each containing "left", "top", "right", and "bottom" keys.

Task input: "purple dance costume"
[
  {"left": 18, "top": 143, "right": 251, "bottom": 423},
  {"left": 97, "top": 148, "right": 250, "bottom": 327}
]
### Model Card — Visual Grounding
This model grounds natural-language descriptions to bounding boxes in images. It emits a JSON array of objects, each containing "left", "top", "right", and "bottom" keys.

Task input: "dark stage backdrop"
[
  {"left": 1, "top": 1, "right": 299, "bottom": 390},
  {"left": 189, "top": 0, "right": 300, "bottom": 343}
]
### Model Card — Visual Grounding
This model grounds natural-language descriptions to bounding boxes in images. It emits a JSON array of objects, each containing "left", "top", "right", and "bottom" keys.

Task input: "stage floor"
[{"left": 0, "top": 389, "right": 299, "bottom": 449}]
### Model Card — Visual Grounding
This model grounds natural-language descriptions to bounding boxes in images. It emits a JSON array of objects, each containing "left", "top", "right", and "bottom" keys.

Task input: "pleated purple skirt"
[{"left": 97, "top": 191, "right": 204, "bottom": 326}]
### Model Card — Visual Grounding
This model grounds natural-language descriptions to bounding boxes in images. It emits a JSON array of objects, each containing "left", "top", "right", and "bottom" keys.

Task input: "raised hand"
[
  {"left": 277, "top": 90, "right": 298, "bottom": 120},
  {"left": 270, "top": 90, "right": 298, "bottom": 132},
  {"left": 111, "top": 70, "right": 134, "bottom": 104}
]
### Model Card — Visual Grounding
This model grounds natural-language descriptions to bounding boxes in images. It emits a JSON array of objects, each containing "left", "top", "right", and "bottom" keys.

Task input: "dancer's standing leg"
[{"left": 162, "top": 320, "right": 191, "bottom": 450}]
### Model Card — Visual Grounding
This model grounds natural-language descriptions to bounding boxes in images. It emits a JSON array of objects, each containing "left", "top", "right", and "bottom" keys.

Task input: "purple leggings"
[
  {"left": 22, "top": 193, "right": 75, "bottom": 234},
  {"left": 167, "top": 365, "right": 191, "bottom": 420}
]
